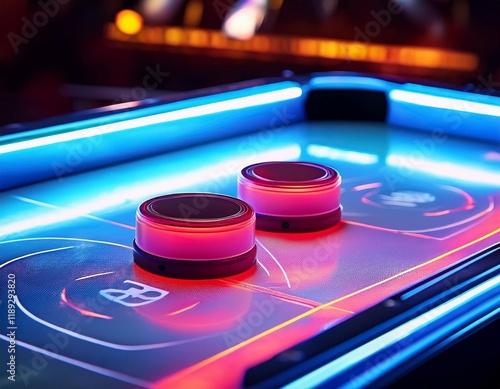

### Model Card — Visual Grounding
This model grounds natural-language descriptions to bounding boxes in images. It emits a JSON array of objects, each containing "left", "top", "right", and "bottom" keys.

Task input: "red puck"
[
  {"left": 238, "top": 162, "right": 341, "bottom": 232},
  {"left": 134, "top": 193, "right": 256, "bottom": 278}
]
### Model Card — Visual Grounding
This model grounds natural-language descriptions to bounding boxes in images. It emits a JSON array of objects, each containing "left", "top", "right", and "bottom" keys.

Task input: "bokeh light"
[{"left": 115, "top": 9, "right": 143, "bottom": 35}]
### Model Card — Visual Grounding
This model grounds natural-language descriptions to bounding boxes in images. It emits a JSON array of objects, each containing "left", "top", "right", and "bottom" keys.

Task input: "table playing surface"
[{"left": 1, "top": 74, "right": 499, "bottom": 388}]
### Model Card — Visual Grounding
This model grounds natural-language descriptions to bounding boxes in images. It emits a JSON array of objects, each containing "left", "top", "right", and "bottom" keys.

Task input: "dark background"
[{"left": 1, "top": 0, "right": 499, "bottom": 128}]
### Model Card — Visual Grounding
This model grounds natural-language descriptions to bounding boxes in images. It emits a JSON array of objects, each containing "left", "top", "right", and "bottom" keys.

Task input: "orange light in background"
[
  {"left": 210, "top": 32, "right": 228, "bottom": 48},
  {"left": 404, "top": 48, "right": 440, "bottom": 68},
  {"left": 449, "top": 51, "right": 478, "bottom": 70},
  {"left": 253, "top": 36, "right": 271, "bottom": 51},
  {"left": 186, "top": 29, "right": 208, "bottom": 47},
  {"left": 298, "top": 39, "right": 318, "bottom": 57},
  {"left": 183, "top": 0, "right": 204, "bottom": 27},
  {"left": 346, "top": 42, "right": 368, "bottom": 61},
  {"left": 143, "top": 26, "right": 164, "bottom": 45},
  {"left": 368, "top": 45, "right": 387, "bottom": 62},
  {"left": 269, "top": 0, "right": 283, "bottom": 10},
  {"left": 165, "top": 27, "right": 183, "bottom": 45},
  {"left": 105, "top": 23, "right": 479, "bottom": 72},
  {"left": 115, "top": 9, "right": 143, "bottom": 35},
  {"left": 319, "top": 41, "right": 338, "bottom": 58}
]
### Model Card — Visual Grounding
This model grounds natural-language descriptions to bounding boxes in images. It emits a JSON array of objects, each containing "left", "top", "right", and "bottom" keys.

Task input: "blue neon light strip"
[
  {"left": 283, "top": 274, "right": 500, "bottom": 389},
  {"left": 341, "top": 297, "right": 500, "bottom": 389},
  {"left": 309, "top": 76, "right": 396, "bottom": 92},
  {"left": 0, "top": 86, "right": 303, "bottom": 154},
  {"left": 390, "top": 89, "right": 500, "bottom": 117},
  {"left": 387, "top": 84, "right": 500, "bottom": 142}
]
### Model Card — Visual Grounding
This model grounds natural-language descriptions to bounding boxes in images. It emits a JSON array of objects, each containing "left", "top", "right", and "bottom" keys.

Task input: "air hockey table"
[{"left": 1, "top": 73, "right": 499, "bottom": 388}]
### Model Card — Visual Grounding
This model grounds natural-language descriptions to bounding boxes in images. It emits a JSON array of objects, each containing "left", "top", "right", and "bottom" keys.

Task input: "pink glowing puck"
[
  {"left": 134, "top": 193, "right": 256, "bottom": 278},
  {"left": 238, "top": 162, "right": 341, "bottom": 232}
]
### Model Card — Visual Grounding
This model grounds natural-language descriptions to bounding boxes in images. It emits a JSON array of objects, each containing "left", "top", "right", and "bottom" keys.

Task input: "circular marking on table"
[
  {"left": 342, "top": 179, "right": 494, "bottom": 238},
  {"left": 0, "top": 238, "right": 254, "bottom": 346}
]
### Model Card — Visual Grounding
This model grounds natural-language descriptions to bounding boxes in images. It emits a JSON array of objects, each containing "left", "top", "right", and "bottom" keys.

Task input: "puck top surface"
[
  {"left": 241, "top": 162, "right": 339, "bottom": 190},
  {"left": 138, "top": 193, "right": 253, "bottom": 229}
]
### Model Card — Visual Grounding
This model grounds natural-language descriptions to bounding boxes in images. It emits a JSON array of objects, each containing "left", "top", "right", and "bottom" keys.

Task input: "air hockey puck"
[
  {"left": 134, "top": 193, "right": 256, "bottom": 279},
  {"left": 238, "top": 162, "right": 341, "bottom": 232}
]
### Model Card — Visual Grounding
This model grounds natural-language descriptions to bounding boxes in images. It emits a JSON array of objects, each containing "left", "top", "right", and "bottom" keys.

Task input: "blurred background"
[{"left": 0, "top": 0, "right": 499, "bottom": 128}]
